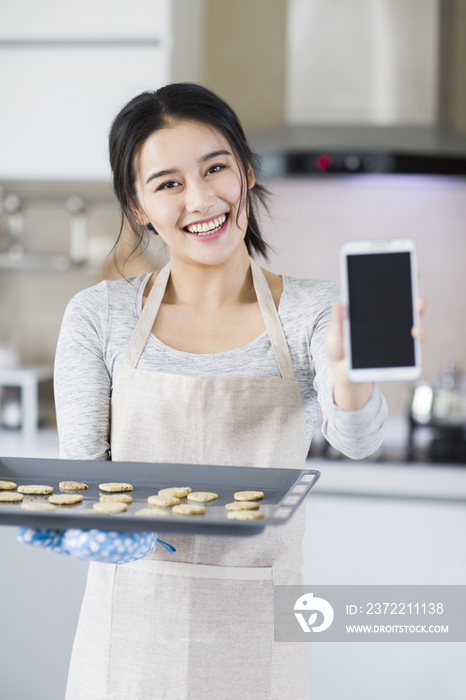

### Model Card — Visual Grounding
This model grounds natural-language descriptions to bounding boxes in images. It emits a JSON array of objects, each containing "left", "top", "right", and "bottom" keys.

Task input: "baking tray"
[{"left": 0, "top": 456, "right": 320, "bottom": 537}]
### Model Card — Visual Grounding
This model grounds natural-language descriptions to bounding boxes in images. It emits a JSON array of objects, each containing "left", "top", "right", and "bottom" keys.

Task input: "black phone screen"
[{"left": 347, "top": 252, "right": 415, "bottom": 369}]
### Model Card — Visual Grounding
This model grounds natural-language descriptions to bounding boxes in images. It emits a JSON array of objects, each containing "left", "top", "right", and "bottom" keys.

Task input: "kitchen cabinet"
[
  {"left": 0, "top": 0, "right": 171, "bottom": 179},
  {"left": 0, "top": 526, "right": 89, "bottom": 700},
  {"left": 304, "top": 460, "right": 466, "bottom": 700}
]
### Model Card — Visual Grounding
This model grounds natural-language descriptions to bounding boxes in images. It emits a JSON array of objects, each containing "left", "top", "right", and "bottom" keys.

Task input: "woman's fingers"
[
  {"left": 412, "top": 325, "right": 428, "bottom": 341},
  {"left": 414, "top": 296, "right": 428, "bottom": 315},
  {"left": 412, "top": 296, "right": 428, "bottom": 341},
  {"left": 332, "top": 302, "right": 345, "bottom": 325}
]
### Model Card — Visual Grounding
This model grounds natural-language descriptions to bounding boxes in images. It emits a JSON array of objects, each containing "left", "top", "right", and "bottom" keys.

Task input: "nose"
[{"left": 185, "top": 177, "right": 216, "bottom": 214}]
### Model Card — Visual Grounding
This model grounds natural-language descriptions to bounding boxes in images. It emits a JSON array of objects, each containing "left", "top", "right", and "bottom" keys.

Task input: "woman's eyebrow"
[
  {"left": 200, "top": 149, "right": 232, "bottom": 162},
  {"left": 146, "top": 168, "right": 178, "bottom": 185},
  {"left": 145, "top": 150, "right": 232, "bottom": 185}
]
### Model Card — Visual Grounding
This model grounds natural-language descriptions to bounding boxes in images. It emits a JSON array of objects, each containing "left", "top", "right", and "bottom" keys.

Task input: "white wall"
[
  {"left": 286, "top": 0, "right": 439, "bottom": 124},
  {"left": 0, "top": 0, "right": 171, "bottom": 38}
]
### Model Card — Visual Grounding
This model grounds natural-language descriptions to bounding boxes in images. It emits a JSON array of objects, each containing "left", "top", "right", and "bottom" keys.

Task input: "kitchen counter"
[
  {"left": 309, "top": 458, "right": 466, "bottom": 502},
  {"left": 0, "top": 426, "right": 59, "bottom": 458}
]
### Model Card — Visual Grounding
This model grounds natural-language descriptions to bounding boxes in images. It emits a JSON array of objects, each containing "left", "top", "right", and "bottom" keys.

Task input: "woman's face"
[{"left": 133, "top": 120, "right": 254, "bottom": 267}]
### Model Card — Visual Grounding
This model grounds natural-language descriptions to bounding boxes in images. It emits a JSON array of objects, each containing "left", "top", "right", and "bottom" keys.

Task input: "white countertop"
[
  {"left": 309, "top": 457, "right": 466, "bottom": 502},
  {"left": 0, "top": 427, "right": 59, "bottom": 458}
]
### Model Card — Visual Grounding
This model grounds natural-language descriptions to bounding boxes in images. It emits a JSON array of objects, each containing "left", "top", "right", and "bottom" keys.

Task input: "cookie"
[
  {"left": 0, "top": 480, "right": 17, "bottom": 491},
  {"left": 233, "top": 490, "right": 264, "bottom": 502},
  {"left": 0, "top": 491, "right": 23, "bottom": 503},
  {"left": 187, "top": 491, "right": 218, "bottom": 503},
  {"left": 227, "top": 510, "right": 264, "bottom": 520},
  {"left": 225, "top": 501, "right": 259, "bottom": 511},
  {"left": 49, "top": 493, "right": 83, "bottom": 506},
  {"left": 59, "top": 481, "right": 89, "bottom": 492},
  {"left": 158, "top": 487, "right": 192, "bottom": 499},
  {"left": 100, "top": 493, "right": 133, "bottom": 504},
  {"left": 99, "top": 482, "right": 133, "bottom": 493},
  {"left": 93, "top": 501, "right": 127, "bottom": 514},
  {"left": 135, "top": 507, "right": 170, "bottom": 517},
  {"left": 172, "top": 504, "right": 205, "bottom": 516},
  {"left": 21, "top": 501, "right": 57, "bottom": 512},
  {"left": 18, "top": 485, "right": 53, "bottom": 495},
  {"left": 147, "top": 494, "right": 180, "bottom": 507}
]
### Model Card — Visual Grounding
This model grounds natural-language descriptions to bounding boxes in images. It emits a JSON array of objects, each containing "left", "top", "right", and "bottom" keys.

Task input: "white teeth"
[{"left": 186, "top": 213, "right": 227, "bottom": 235}]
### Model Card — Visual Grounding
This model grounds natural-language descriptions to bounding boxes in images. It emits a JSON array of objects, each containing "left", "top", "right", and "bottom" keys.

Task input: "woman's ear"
[
  {"left": 247, "top": 163, "right": 256, "bottom": 190},
  {"left": 130, "top": 203, "right": 150, "bottom": 226}
]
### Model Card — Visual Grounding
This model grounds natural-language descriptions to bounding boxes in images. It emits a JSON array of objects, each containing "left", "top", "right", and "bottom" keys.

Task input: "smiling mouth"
[{"left": 184, "top": 213, "right": 229, "bottom": 235}]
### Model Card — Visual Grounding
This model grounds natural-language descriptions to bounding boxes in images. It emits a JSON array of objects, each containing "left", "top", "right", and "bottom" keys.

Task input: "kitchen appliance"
[
  {"left": 247, "top": 124, "right": 466, "bottom": 177},
  {"left": 408, "top": 361, "right": 466, "bottom": 463}
]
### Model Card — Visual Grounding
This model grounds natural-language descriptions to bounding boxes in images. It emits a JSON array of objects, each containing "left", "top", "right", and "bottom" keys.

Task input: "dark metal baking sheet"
[{"left": 0, "top": 456, "right": 320, "bottom": 537}]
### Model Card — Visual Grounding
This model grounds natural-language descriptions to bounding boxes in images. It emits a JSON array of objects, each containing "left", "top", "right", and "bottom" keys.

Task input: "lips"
[{"left": 184, "top": 212, "right": 229, "bottom": 235}]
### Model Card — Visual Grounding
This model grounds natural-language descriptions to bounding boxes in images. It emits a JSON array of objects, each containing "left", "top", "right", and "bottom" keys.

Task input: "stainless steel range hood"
[{"left": 247, "top": 124, "right": 466, "bottom": 177}]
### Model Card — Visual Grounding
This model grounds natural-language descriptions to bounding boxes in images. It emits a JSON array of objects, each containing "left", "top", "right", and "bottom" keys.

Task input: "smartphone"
[{"left": 340, "top": 238, "right": 422, "bottom": 382}]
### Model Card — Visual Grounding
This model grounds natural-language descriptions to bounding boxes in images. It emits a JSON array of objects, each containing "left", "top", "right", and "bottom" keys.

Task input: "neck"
[{"left": 165, "top": 246, "right": 255, "bottom": 309}]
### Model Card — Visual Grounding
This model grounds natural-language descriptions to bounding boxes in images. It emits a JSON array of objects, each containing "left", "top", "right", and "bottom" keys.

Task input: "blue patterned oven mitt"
[{"left": 17, "top": 527, "right": 175, "bottom": 564}]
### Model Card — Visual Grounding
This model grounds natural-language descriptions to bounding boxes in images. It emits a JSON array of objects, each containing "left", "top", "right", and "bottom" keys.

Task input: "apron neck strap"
[
  {"left": 122, "top": 261, "right": 171, "bottom": 369},
  {"left": 122, "top": 257, "right": 295, "bottom": 379},
  {"left": 249, "top": 258, "right": 294, "bottom": 379}
]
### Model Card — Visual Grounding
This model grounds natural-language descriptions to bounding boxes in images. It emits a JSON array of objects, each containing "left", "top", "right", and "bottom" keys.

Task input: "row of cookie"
[
  {"left": 142, "top": 487, "right": 266, "bottom": 521},
  {"left": 0, "top": 479, "right": 91, "bottom": 494}
]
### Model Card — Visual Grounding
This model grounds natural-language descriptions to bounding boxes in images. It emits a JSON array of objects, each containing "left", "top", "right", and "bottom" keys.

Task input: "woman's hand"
[{"left": 325, "top": 298, "right": 428, "bottom": 411}]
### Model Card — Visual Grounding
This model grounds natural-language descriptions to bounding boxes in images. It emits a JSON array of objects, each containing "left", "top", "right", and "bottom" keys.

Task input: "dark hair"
[{"left": 108, "top": 82, "right": 271, "bottom": 261}]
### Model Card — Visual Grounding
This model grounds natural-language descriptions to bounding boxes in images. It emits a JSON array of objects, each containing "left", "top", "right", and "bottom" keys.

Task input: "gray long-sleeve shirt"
[{"left": 54, "top": 272, "right": 387, "bottom": 461}]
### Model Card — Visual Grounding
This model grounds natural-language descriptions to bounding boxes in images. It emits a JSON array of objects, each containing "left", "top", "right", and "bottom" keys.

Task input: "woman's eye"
[
  {"left": 158, "top": 180, "right": 179, "bottom": 191},
  {"left": 206, "top": 164, "right": 226, "bottom": 175}
]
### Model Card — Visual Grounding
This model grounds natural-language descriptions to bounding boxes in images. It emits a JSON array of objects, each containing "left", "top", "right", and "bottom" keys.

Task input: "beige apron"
[{"left": 65, "top": 258, "right": 310, "bottom": 700}]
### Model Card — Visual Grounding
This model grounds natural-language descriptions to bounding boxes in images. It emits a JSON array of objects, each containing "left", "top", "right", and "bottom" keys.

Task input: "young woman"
[{"left": 23, "top": 83, "right": 422, "bottom": 699}]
